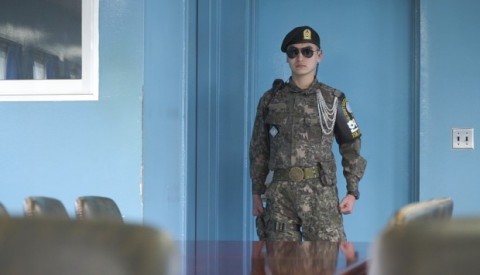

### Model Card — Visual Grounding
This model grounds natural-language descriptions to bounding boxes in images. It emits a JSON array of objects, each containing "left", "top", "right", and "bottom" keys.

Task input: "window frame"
[{"left": 0, "top": 0, "right": 99, "bottom": 101}]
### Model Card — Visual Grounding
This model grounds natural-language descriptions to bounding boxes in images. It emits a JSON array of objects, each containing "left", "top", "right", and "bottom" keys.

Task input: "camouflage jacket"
[{"left": 249, "top": 79, "right": 366, "bottom": 196}]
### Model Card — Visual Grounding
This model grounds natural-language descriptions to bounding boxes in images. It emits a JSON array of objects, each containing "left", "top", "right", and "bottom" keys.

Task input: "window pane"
[
  {"left": 0, "top": 45, "right": 6, "bottom": 80},
  {"left": 33, "top": 56, "right": 46, "bottom": 80}
]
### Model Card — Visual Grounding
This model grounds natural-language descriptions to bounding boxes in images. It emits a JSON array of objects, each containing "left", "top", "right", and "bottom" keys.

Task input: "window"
[{"left": 0, "top": 0, "right": 98, "bottom": 101}]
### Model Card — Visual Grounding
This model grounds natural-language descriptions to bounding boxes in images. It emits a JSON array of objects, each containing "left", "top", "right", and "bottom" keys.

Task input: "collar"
[{"left": 287, "top": 77, "right": 319, "bottom": 94}]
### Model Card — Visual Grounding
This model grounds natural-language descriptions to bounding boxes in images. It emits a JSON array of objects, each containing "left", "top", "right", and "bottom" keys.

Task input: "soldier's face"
[{"left": 286, "top": 42, "right": 322, "bottom": 78}]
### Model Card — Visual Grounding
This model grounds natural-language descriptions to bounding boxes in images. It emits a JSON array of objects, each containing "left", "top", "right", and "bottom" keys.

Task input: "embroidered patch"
[
  {"left": 269, "top": 126, "right": 279, "bottom": 137},
  {"left": 303, "top": 29, "right": 311, "bottom": 40}
]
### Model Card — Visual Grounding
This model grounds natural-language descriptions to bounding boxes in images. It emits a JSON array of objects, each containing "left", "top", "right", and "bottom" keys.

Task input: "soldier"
[{"left": 250, "top": 26, "right": 367, "bottom": 241}]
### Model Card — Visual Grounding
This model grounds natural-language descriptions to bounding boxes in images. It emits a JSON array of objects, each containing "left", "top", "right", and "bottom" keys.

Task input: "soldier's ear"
[{"left": 317, "top": 51, "right": 323, "bottom": 62}]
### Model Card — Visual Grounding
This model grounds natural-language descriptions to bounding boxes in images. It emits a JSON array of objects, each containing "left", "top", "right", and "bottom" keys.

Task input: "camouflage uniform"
[{"left": 250, "top": 79, "right": 366, "bottom": 241}]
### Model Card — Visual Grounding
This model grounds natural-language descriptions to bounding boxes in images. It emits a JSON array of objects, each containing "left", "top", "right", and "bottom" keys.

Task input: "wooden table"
[{"left": 182, "top": 241, "right": 369, "bottom": 275}]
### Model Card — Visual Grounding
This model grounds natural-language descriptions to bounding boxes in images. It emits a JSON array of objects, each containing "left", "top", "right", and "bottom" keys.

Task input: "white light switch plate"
[{"left": 452, "top": 128, "right": 474, "bottom": 149}]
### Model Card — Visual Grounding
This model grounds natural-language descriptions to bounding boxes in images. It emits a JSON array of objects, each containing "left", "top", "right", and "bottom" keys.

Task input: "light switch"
[{"left": 452, "top": 128, "right": 474, "bottom": 149}]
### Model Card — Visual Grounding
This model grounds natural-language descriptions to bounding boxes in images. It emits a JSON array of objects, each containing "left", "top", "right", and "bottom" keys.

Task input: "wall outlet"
[{"left": 452, "top": 128, "right": 474, "bottom": 149}]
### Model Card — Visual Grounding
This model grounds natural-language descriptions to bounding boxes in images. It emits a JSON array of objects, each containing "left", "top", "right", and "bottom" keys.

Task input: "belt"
[{"left": 273, "top": 166, "right": 320, "bottom": 182}]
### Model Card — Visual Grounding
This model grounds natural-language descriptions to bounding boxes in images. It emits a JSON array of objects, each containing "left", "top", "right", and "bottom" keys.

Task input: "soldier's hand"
[
  {"left": 252, "top": 194, "right": 264, "bottom": 216},
  {"left": 339, "top": 194, "right": 356, "bottom": 214}
]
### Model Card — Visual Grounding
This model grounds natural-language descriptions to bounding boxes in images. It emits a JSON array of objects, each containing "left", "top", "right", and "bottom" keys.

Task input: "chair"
[
  {"left": 369, "top": 197, "right": 454, "bottom": 275},
  {"left": 371, "top": 218, "right": 480, "bottom": 275},
  {"left": 75, "top": 196, "right": 123, "bottom": 222},
  {"left": 0, "top": 218, "right": 175, "bottom": 275},
  {"left": 0, "top": 203, "right": 9, "bottom": 217},
  {"left": 388, "top": 197, "right": 454, "bottom": 227},
  {"left": 24, "top": 196, "right": 69, "bottom": 219}
]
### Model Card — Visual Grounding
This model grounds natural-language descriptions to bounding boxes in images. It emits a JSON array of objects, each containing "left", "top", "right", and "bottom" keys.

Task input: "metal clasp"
[{"left": 288, "top": 167, "right": 304, "bottom": 181}]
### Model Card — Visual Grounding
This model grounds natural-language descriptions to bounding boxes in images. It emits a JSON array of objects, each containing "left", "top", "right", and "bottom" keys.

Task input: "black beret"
[{"left": 281, "top": 26, "right": 320, "bottom": 52}]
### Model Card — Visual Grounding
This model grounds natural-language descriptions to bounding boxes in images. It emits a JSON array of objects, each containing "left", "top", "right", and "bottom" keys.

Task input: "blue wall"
[
  {"left": 195, "top": 0, "right": 255, "bottom": 241},
  {"left": 0, "top": 0, "right": 144, "bottom": 222},
  {"left": 255, "top": 0, "right": 414, "bottom": 241},
  {"left": 143, "top": 0, "right": 255, "bottom": 241},
  {"left": 3, "top": 0, "right": 479, "bottom": 244},
  {"left": 143, "top": 0, "right": 197, "bottom": 240},
  {"left": 419, "top": 0, "right": 480, "bottom": 215}
]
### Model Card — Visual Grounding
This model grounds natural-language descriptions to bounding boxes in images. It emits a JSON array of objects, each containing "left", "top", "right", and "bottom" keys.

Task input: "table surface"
[{"left": 180, "top": 240, "right": 370, "bottom": 275}]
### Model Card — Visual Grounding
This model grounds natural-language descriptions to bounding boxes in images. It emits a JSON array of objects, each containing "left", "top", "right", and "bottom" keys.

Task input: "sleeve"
[
  {"left": 334, "top": 92, "right": 362, "bottom": 144},
  {"left": 249, "top": 93, "right": 272, "bottom": 195},
  {"left": 339, "top": 138, "right": 367, "bottom": 199}
]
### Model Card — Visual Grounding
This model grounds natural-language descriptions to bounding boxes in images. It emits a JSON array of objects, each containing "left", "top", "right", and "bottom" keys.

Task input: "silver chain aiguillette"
[{"left": 316, "top": 89, "right": 337, "bottom": 135}]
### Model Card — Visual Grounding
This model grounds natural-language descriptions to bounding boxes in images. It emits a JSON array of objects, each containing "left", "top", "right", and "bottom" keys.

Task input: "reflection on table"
[{"left": 184, "top": 241, "right": 369, "bottom": 275}]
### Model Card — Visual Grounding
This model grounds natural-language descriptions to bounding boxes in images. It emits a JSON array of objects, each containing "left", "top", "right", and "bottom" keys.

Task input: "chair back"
[
  {"left": 373, "top": 218, "right": 480, "bottom": 275},
  {"left": 388, "top": 197, "right": 453, "bottom": 227},
  {"left": 24, "top": 196, "right": 69, "bottom": 219},
  {"left": 75, "top": 196, "right": 123, "bottom": 222},
  {"left": 369, "top": 197, "right": 454, "bottom": 275},
  {"left": 0, "top": 218, "right": 175, "bottom": 275}
]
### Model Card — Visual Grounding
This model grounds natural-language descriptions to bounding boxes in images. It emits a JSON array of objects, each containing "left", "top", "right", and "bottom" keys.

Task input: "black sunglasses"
[{"left": 286, "top": 46, "right": 320, "bottom": 59}]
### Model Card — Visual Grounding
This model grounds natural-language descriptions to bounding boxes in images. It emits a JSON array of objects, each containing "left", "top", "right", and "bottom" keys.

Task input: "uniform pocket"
[
  {"left": 265, "top": 112, "right": 288, "bottom": 140},
  {"left": 265, "top": 112, "right": 288, "bottom": 126},
  {"left": 318, "top": 159, "right": 337, "bottom": 186},
  {"left": 304, "top": 114, "right": 322, "bottom": 137},
  {"left": 264, "top": 181, "right": 277, "bottom": 200},
  {"left": 304, "top": 114, "right": 320, "bottom": 126}
]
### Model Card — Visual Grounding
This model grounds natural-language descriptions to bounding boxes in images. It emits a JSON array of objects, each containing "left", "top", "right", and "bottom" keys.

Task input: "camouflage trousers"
[{"left": 261, "top": 178, "right": 346, "bottom": 241}]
